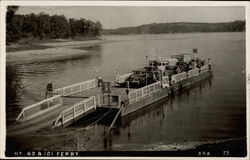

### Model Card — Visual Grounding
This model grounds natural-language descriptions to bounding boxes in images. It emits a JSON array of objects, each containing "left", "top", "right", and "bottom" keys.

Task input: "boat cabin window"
[
  {"left": 149, "top": 61, "right": 158, "bottom": 67},
  {"left": 158, "top": 61, "right": 168, "bottom": 66},
  {"left": 134, "top": 71, "right": 141, "bottom": 74},
  {"left": 133, "top": 71, "right": 146, "bottom": 75}
]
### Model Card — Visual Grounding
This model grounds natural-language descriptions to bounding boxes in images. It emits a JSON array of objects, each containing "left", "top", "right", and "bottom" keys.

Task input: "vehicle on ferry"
[
  {"left": 116, "top": 66, "right": 161, "bottom": 88},
  {"left": 116, "top": 51, "right": 209, "bottom": 88}
]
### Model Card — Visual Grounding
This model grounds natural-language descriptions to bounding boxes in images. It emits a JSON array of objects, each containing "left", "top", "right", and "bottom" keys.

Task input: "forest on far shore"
[
  {"left": 103, "top": 21, "right": 245, "bottom": 35},
  {"left": 7, "top": 6, "right": 245, "bottom": 45},
  {"left": 6, "top": 6, "right": 103, "bottom": 44}
]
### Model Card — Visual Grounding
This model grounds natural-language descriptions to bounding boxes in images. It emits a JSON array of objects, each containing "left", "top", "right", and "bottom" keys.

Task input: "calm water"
[{"left": 6, "top": 32, "right": 246, "bottom": 151}]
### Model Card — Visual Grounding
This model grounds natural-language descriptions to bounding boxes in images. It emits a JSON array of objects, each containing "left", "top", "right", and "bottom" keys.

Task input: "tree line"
[
  {"left": 103, "top": 21, "right": 245, "bottom": 35},
  {"left": 6, "top": 6, "right": 102, "bottom": 43}
]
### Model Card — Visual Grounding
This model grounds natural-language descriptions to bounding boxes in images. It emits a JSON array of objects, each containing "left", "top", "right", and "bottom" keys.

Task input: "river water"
[{"left": 6, "top": 32, "right": 246, "bottom": 152}]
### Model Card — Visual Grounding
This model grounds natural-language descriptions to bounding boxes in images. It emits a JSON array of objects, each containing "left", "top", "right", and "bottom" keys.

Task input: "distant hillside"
[{"left": 103, "top": 21, "right": 245, "bottom": 35}]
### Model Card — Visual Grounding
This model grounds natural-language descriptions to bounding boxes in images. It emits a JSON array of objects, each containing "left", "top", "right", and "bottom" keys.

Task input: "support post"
[
  {"left": 63, "top": 89, "right": 65, "bottom": 96},
  {"left": 141, "top": 88, "right": 144, "bottom": 98},
  {"left": 73, "top": 106, "right": 75, "bottom": 120},
  {"left": 80, "top": 83, "right": 82, "bottom": 91},
  {"left": 84, "top": 101, "right": 87, "bottom": 112},
  {"left": 108, "top": 104, "right": 123, "bottom": 132},
  {"left": 136, "top": 91, "right": 138, "bottom": 102},
  {"left": 62, "top": 111, "right": 64, "bottom": 126},
  {"left": 93, "top": 96, "right": 96, "bottom": 110}
]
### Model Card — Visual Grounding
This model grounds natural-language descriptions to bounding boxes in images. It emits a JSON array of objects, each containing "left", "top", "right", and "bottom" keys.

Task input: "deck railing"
[
  {"left": 171, "top": 67, "right": 205, "bottom": 83},
  {"left": 188, "top": 68, "right": 199, "bottom": 78},
  {"left": 200, "top": 65, "right": 209, "bottom": 73},
  {"left": 162, "top": 75, "right": 169, "bottom": 88},
  {"left": 179, "top": 72, "right": 188, "bottom": 81},
  {"left": 115, "top": 73, "right": 132, "bottom": 84},
  {"left": 55, "top": 79, "right": 96, "bottom": 96},
  {"left": 16, "top": 95, "right": 62, "bottom": 122},
  {"left": 54, "top": 96, "right": 96, "bottom": 126},
  {"left": 171, "top": 72, "right": 188, "bottom": 83},
  {"left": 128, "top": 81, "right": 161, "bottom": 103}
]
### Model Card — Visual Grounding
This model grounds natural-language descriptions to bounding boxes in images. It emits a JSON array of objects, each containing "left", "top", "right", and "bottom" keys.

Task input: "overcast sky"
[{"left": 16, "top": 6, "right": 245, "bottom": 29}]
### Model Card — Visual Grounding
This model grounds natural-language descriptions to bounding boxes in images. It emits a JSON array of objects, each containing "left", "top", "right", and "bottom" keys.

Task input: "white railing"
[
  {"left": 54, "top": 96, "right": 96, "bottom": 126},
  {"left": 171, "top": 72, "right": 188, "bottom": 83},
  {"left": 55, "top": 79, "right": 96, "bottom": 96},
  {"left": 115, "top": 73, "right": 132, "bottom": 83},
  {"left": 179, "top": 72, "right": 188, "bottom": 81},
  {"left": 169, "top": 65, "right": 209, "bottom": 84},
  {"left": 200, "top": 65, "right": 209, "bottom": 73},
  {"left": 162, "top": 75, "right": 169, "bottom": 88},
  {"left": 16, "top": 95, "right": 62, "bottom": 121},
  {"left": 171, "top": 68, "right": 202, "bottom": 83},
  {"left": 188, "top": 68, "right": 199, "bottom": 78},
  {"left": 128, "top": 81, "right": 161, "bottom": 103}
]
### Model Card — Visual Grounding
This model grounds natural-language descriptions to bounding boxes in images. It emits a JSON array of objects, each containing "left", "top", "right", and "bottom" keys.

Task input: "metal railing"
[
  {"left": 171, "top": 72, "right": 188, "bottom": 83},
  {"left": 188, "top": 68, "right": 199, "bottom": 78},
  {"left": 98, "top": 94, "right": 121, "bottom": 108},
  {"left": 128, "top": 81, "right": 161, "bottom": 103},
  {"left": 16, "top": 95, "right": 62, "bottom": 121},
  {"left": 200, "top": 65, "right": 209, "bottom": 73},
  {"left": 55, "top": 79, "right": 96, "bottom": 96},
  {"left": 171, "top": 67, "right": 203, "bottom": 83},
  {"left": 179, "top": 72, "right": 188, "bottom": 81},
  {"left": 162, "top": 75, "right": 169, "bottom": 88},
  {"left": 54, "top": 96, "right": 96, "bottom": 126},
  {"left": 115, "top": 73, "right": 132, "bottom": 84}
]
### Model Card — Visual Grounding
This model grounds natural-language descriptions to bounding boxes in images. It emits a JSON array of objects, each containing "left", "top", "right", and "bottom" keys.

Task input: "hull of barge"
[{"left": 121, "top": 70, "right": 212, "bottom": 117}]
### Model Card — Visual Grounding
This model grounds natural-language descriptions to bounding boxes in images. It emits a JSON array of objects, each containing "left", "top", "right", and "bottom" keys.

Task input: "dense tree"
[
  {"left": 49, "top": 14, "right": 71, "bottom": 39},
  {"left": 6, "top": 6, "right": 20, "bottom": 43},
  {"left": 22, "top": 13, "right": 38, "bottom": 37},
  {"left": 6, "top": 6, "right": 19, "bottom": 22},
  {"left": 103, "top": 21, "right": 245, "bottom": 35},
  {"left": 69, "top": 18, "right": 88, "bottom": 36},
  {"left": 36, "top": 12, "right": 51, "bottom": 39},
  {"left": 94, "top": 21, "right": 102, "bottom": 37},
  {"left": 6, "top": 6, "right": 103, "bottom": 43}
]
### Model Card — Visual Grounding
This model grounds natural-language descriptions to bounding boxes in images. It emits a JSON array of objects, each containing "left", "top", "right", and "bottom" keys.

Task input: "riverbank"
[
  {"left": 6, "top": 38, "right": 70, "bottom": 52},
  {"left": 6, "top": 38, "right": 109, "bottom": 63}
]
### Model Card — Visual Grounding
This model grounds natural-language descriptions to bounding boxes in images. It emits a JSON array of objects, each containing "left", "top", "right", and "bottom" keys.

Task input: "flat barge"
[{"left": 10, "top": 49, "right": 212, "bottom": 134}]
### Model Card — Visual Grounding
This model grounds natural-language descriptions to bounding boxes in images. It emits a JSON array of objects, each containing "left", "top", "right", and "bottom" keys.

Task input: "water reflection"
[
  {"left": 6, "top": 33, "right": 246, "bottom": 152},
  {"left": 6, "top": 65, "right": 23, "bottom": 122},
  {"left": 102, "top": 76, "right": 213, "bottom": 150},
  {"left": 6, "top": 45, "right": 103, "bottom": 121}
]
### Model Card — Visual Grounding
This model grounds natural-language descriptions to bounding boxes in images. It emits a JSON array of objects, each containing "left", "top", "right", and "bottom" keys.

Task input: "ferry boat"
[
  {"left": 115, "top": 51, "right": 212, "bottom": 117},
  {"left": 11, "top": 49, "right": 212, "bottom": 134}
]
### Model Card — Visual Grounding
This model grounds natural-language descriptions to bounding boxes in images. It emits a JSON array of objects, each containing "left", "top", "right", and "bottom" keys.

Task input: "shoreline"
[
  {"left": 7, "top": 31, "right": 244, "bottom": 52},
  {"left": 6, "top": 39, "right": 110, "bottom": 63},
  {"left": 6, "top": 32, "right": 244, "bottom": 63}
]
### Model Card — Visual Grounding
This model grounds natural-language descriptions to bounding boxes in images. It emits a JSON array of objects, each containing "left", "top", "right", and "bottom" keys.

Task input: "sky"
[{"left": 16, "top": 6, "right": 245, "bottom": 29}]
